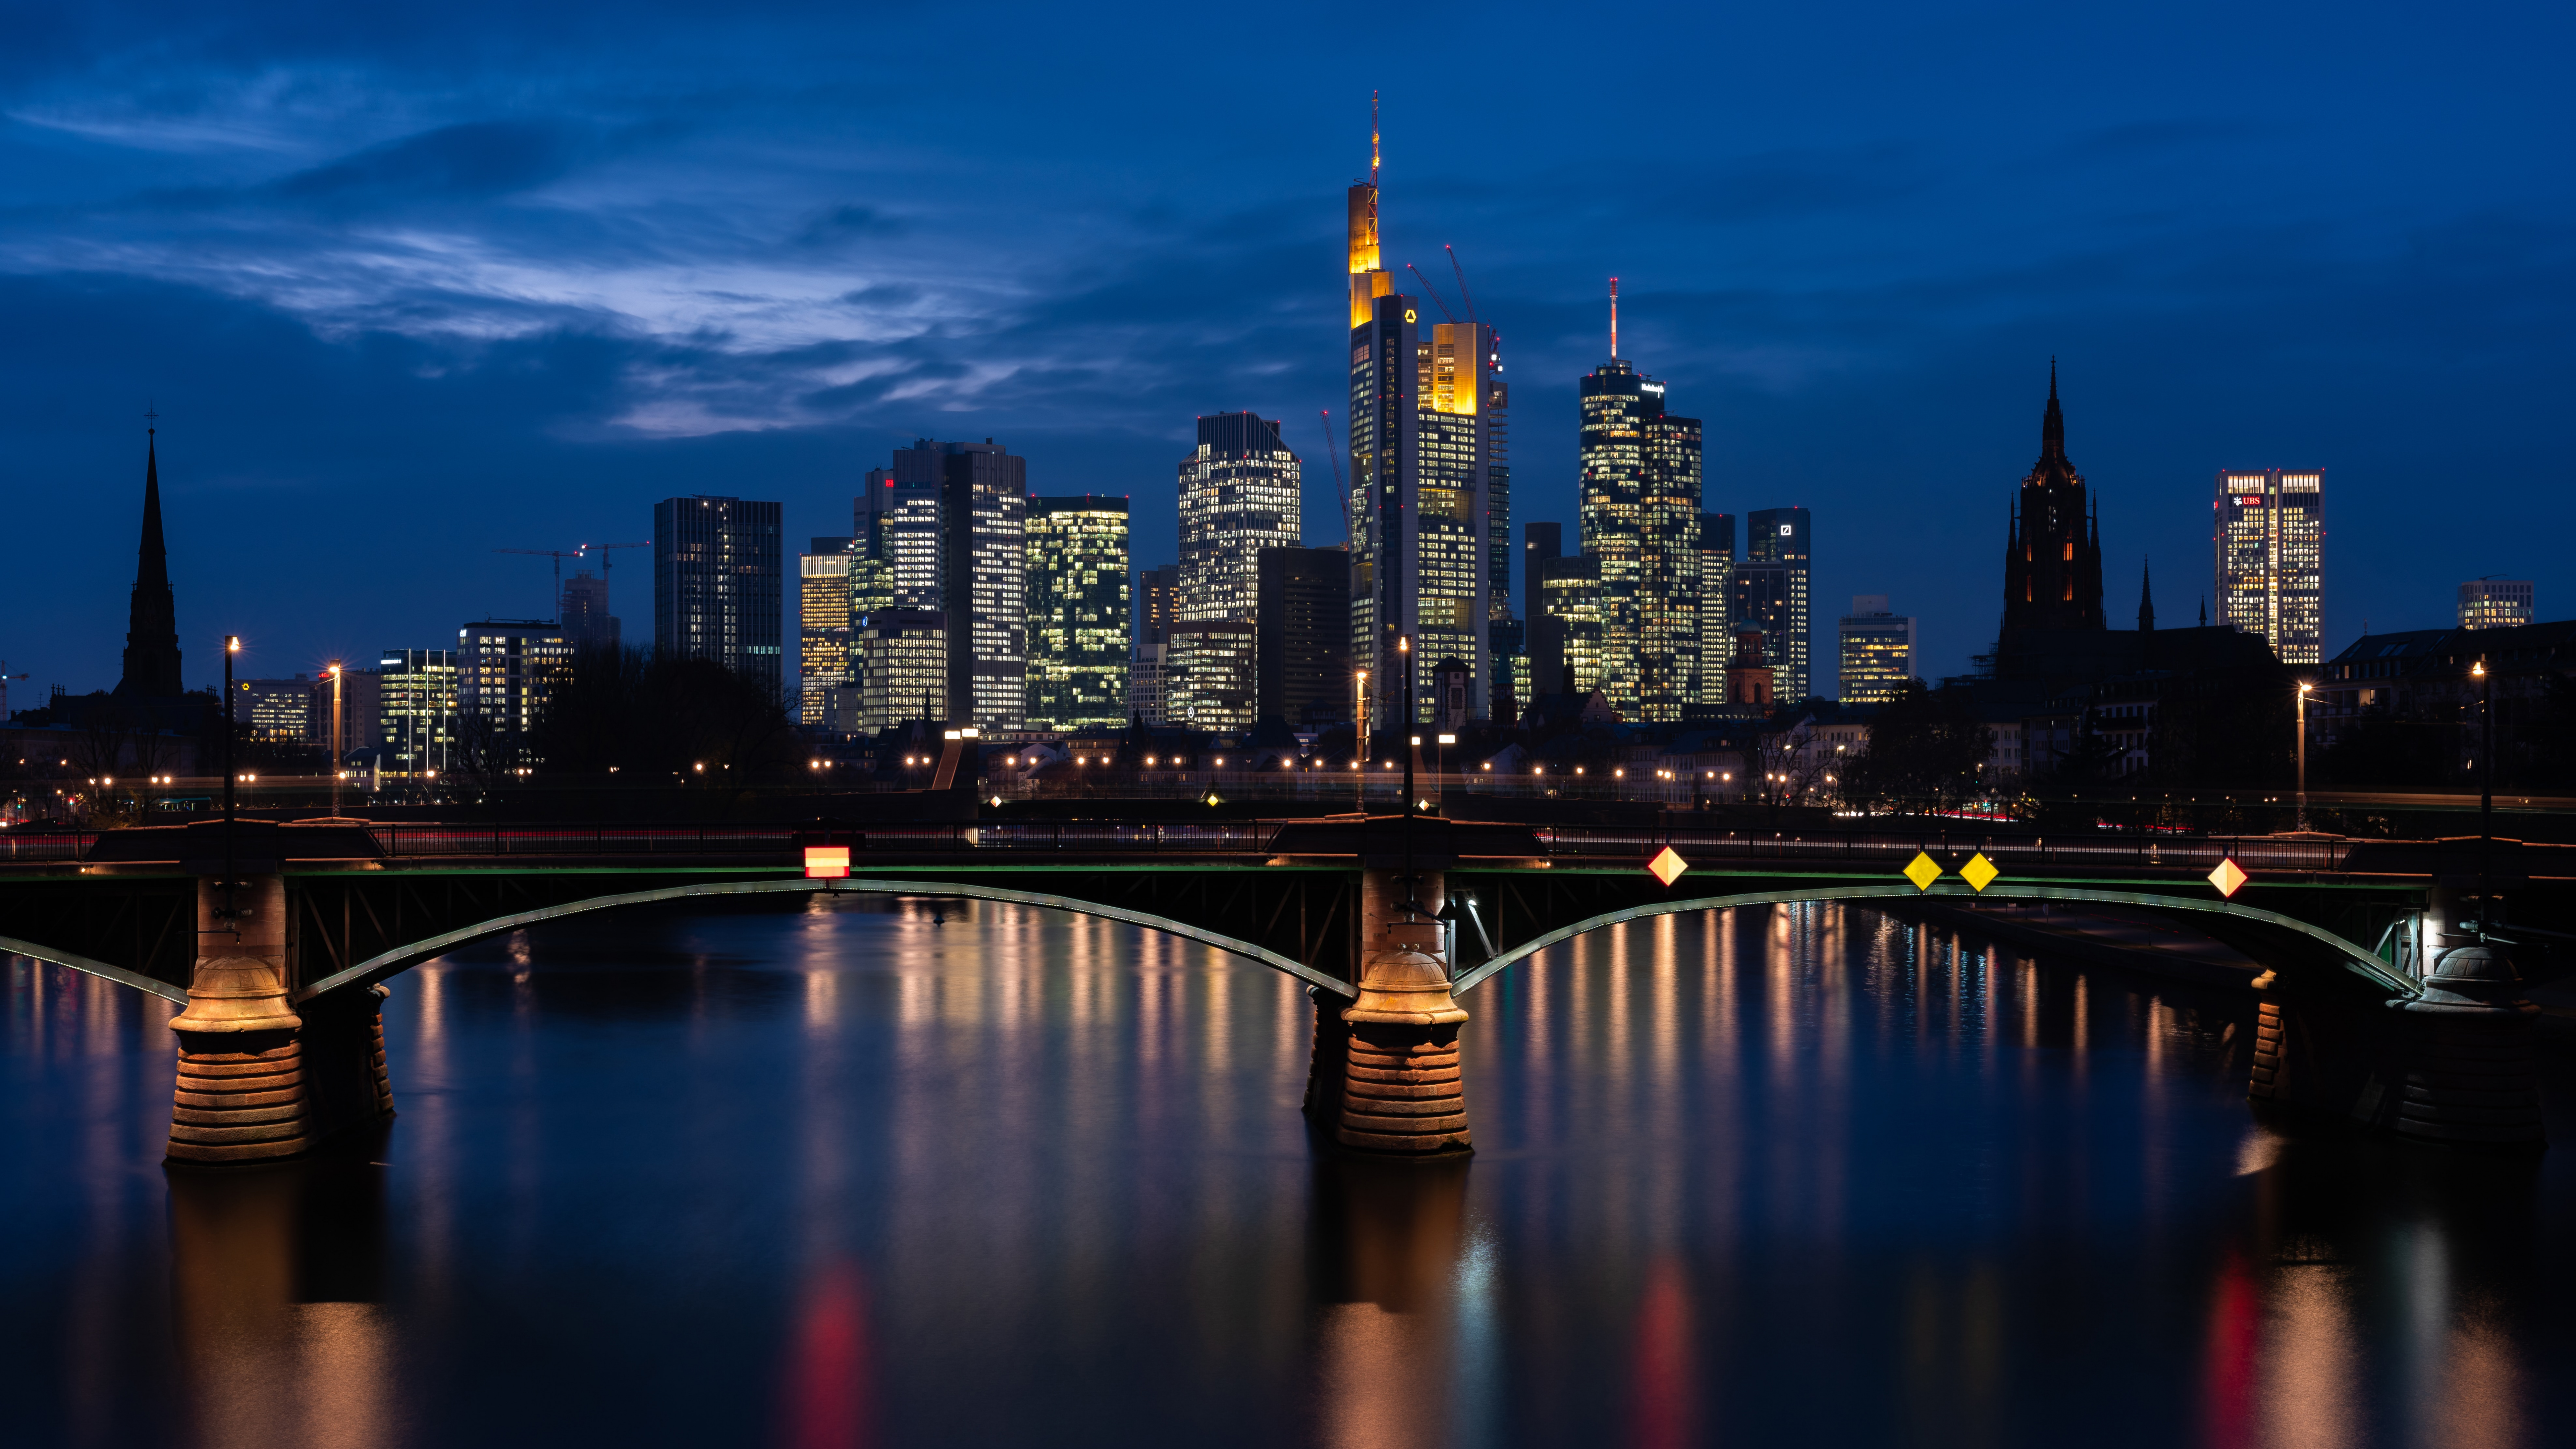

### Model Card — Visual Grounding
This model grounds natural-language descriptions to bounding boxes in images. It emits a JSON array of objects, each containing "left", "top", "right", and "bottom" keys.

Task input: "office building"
[
  {"left": 1177, "top": 414, "right": 1300, "bottom": 624},
  {"left": 1137, "top": 562, "right": 1180, "bottom": 649},
  {"left": 235, "top": 677, "right": 312, "bottom": 742},
  {"left": 1521, "top": 522, "right": 1560, "bottom": 630},
  {"left": 856, "top": 611, "right": 948, "bottom": 735},
  {"left": 2213, "top": 468, "right": 2323, "bottom": 665},
  {"left": 2001, "top": 365, "right": 2103, "bottom": 638},
  {"left": 857, "top": 460, "right": 944, "bottom": 611},
  {"left": 1256, "top": 545, "right": 1351, "bottom": 727},
  {"left": 1522, "top": 523, "right": 1563, "bottom": 703},
  {"left": 1740, "top": 506, "right": 1812, "bottom": 701},
  {"left": 1577, "top": 316, "right": 1701, "bottom": 721},
  {"left": 561, "top": 572, "right": 619, "bottom": 648},
  {"left": 2460, "top": 579, "right": 2535, "bottom": 631},
  {"left": 1027, "top": 496, "right": 1131, "bottom": 731},
  {"left": 869, "top": 439, "right": 1029, "bottom": 728},
  {"left": 1535, "top": 554, "right": 1604, "bottom": 698},
  {"left": 1487, "top": 616, "right": 1525, "bottom": 729},
  {"left": 1342, "top": 119, "right": 1501, "bottom": 726},
  {"left": 1129, "top": 643, "right": 1167, "bottom": 727},
  {"left": 379, "top": 649, "right": 457, "bottom": 781},
  {"left": 653, "top": 496, "right": 783, "bottom": 692},
  {"left": 1838, "top": 595, "right": 1916, "bottom": 705},
  {"left": 1698, "top": 511, "right": 1735, "bottom": 694},
  {"left": 797, "top": 538, "right": 856, "bottom": 728},
  {"left": 1165, "top": 621, "right": 1257, "bottom": 732},
  {"left": 457, "top": 620, "right": 572, "bottom": 737}
]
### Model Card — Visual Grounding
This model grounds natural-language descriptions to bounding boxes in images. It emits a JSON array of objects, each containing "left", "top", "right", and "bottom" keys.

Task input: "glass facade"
[
  {"left": 1578, "top": 358, "right": 1701, "bottom": 721},
  {"left": 379, "top": 649, "right": 457, "bottom": 782},
  {"left": 457, "top": 621, "right": 572, "bottom": 746},
  {"left": 1699, "top": 511, "right": 1736, "bottom": 693},
  {"left": 1177, "top": 414, "right": 1300, "bottom": 625},
  {"left": 652, "top": 496, "right": 784, "bottom": 691},
  {"left": 1164, "top": 622, "right": 1257, "bottom": 732},
  {"left": 2213, "top": 470, "right": 2323, "bottom": 665},
  {"left": 1537, "top": 555, "right": 1604, "bottom": 698},
  {"left": 2459, "top": 580, "right": 2534, "bottom": 631},
  {"left": 797, "top": 542, "right": 855, "bottom": 727},
  {"left": 1026, "top": 496, "right": 1131, "bottom": 731},
  {"left": 1837, "top": 595, "right": 1916, "bottom": 705},
  {"left": 1745, "top": 507, "right": 1812, "bottom": 701},
  {"left": 856, "top": 611, "right": 948, "bottom": 735}
]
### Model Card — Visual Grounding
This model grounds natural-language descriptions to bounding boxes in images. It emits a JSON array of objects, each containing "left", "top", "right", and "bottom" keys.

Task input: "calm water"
[{"left": 6, "top": 898, "right": 2576, "bottom": 1448}]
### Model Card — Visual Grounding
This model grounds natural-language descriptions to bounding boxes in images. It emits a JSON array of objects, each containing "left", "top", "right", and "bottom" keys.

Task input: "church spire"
[
  {"left": 117, "top": 420, "right": 185, "bottom": 698},
  {"left": 2138, "top": 556, "right": 2155, "bottom": 632},
  {"left": 2040, "top": 357, "right": 2066, "bottom": 465}
]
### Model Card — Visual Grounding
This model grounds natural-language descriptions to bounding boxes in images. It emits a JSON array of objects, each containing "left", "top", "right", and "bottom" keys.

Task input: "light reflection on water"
[{"left": 4, "top": 898, "right": 2572, "bottom": 1447}]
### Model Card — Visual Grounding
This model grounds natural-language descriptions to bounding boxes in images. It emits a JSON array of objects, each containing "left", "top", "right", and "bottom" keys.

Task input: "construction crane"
[
  {"left": 578, "top": 541, "right": 651, "bottom": 594},
  {"left": 1404, "top": 263, "right": 1458, "bottom": 322},
  {"left": 495, "top": 548, "right": 582, "bottom": 619},
  {"left": 1318, "top": 410, "right": 1353, "bottom": 547},
  {"left": 0, "top": 662, "right": 26, "bottom": 722},
  {"left": 1445, "top": 245, "right": 1480, "bottom": 323}
]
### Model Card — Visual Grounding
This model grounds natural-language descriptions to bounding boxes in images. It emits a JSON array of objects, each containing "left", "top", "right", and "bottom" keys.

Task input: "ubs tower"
[{"left": 1343, "top": 109, "right": 1506, "bottom": 728}]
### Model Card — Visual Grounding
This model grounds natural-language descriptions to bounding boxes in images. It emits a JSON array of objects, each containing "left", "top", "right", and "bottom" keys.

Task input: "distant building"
[
  {"left": 653, "top": 496, "right": 783, "bottom": 692},
  {"left": 856, "top": 610, "right": 948, "bottom": 735},
  {"left": 561, "top": 571, "right": 619, "bottom": 649},
  {"left": 1487, "top": 616, "right": 1526, "bottom": 731},
  {"left": 1256, "top": 545, "right": 1351, "bottom": 727},
  {"left": 1578, "top": 350, "right": 1701, "bottom": 722},
  {"left": 858, "top": 458, "right": 944, "bottom": 611},
  {"left": 457, "top": 621, "right": 572, "bottom": 741},
  {"left": 1177, "top": 414, "right": 1300, "bottom": 625},
  {"left": 1535, "top": 554, "right": 1604, "bottom": 698},
  {"left": 798, "top": 538, "right": 856, "bottom": 728},
  {"left": 873, "top": 439, "right": 1028, "bottom": 729},
  {"left": 1129, "top": 642, "right": 1167, "bottom": 727},
  {"left": 379, "top": 650, "right": 457, "bottom": 782},
  {"left": 235, "top": 677, "right": 312, "bottom": 742},
  {"left": 1724, "top": 630, "right": 1775, "bottom": 708},
  {"left": 1027, "top": 496, "right": 1131, "bottom": 731},
  {"left": 1165, "top": 621, "right": 1257, "bottom": 732},
  {"left": 1743, "top": 507, "right": 1811, "bottom": 702},
  {"left": 1837, "top": 596, "right": 1916, "bottom": 705},
  {"left": 2214, "top": 468, "right": 2324, "bottom": 665},
  {"left": 1699, "top": 511, "right": 1736, "bottom": 694},
  {"left": 2001, "top": 365, "right": 2104, "bottom": 638},
  {"left": 2460, "top": 579, "right": 2534, "bottom": 631},
  {"left": 1136, "top": 562, "right": 1181, "bottom": 649}
]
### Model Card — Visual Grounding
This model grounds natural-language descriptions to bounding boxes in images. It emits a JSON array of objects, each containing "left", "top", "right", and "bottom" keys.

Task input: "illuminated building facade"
[
  {"left": 864, "top": 439, "right": 1033, "bottom": 729},
  {"left": 2213, "top": 468, "right": 2323, "bottom": 664},
  {"left": 379, "top": 649, "right": 457, "bottom": 781},
  {"left": 1578, "top": 341, "right": 1702, "bottom": 721},
  {"left": 1256, "top": 545, "right": 1350, "bottom": 727},
  {"left": 1178, "top": 414, "right": 1300, "bottom": 625},
  {"left": 1838, "top": 595, "right": 1916, "bottom": 704},
  {"left": 1740, "top": 506, "right": 1811, "bottom": 702},
  {"left": 456, "top": 620, "right": 572, "bottom": 736},
  {"left": 857, "top": 462, "right": 944, "bottom": 611},
  {"left": 797, "top": 537, "right": 855, "bottom": 727},
  {"left": 2000, "top": 366, "right": 2103, "bottom": 639},
  {"left": 1698, "top": 511, "right": 1735, "bottom": 692},
  {"left": 1026, "top": 496, "right": 1131, "bottom": 730},
  {"left": 1342, "top": 113, "right": 1501, "bottom": 726},
  {"left": 652, "top": 496, "right": 783, "bottom": 692},
  {"left": 857, "top": 611, "right": 947, "bottom": 735},
  {"left": 1165, "top": 621, "right": 1257, "bottom": 732},
  {"left": 1535, "top": 554, "right": 1604, "bottom": 698},
  {"left": 235, "top": 677, "right": 312, "bottom": 742},
  {"left": 2459, "top": 579, "right": 2534, "bottom": 631}
]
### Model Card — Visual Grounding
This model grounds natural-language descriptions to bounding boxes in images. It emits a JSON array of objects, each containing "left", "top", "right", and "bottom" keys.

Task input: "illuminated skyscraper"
[
  {"left": 1698, "top": 511, "right": 1735, "bottom": 697},
  {"left": 457, "top": 620, "right": 572, "bottom": 737},
  {"left": 797, "top": 537, "right": 855, "bottom": 727},
  {"left": 2459, "top": 579, "right": 2534, "bottom": 631},
  {"left": 2001, "top": 365, "right": 2103, "bottom": 638},
  {"left": 1257, "top": 545, "right": 1351, "bottom": 727},
  {"left": 1576, "top": 286, "right": 1701, "bottom": 721},
  {"left": 857, "top": 611, "right": 947, "bottom": 734},
  {"left": 1165, "top": 621, "right": 1257, "bottom": 732},
  {"left": 1178, "top": 413, "right": 1300, "bottom": 624},
  {"left": 379, "top": 649, "right": 456, "bottom": 782},
  {"left": 1342, "top": 108, "right": 1501, "bottom": 726},
  {"left": 1838, "top": 595, "right": 1916, "bottom": 705},
  {"left": 653, "top": 496, "right": 783, "bottom": 691},
  {"left": 869, "top": 439, "right": 1028, "bottom": 728},
  {"left": 1536, "top": 554, "right": 1604, "bottom": 698},
  {"left": 1737, "top": 506, "right": 1811, "bottom": 702},
  {"left": 858, "top": 462, "right": 943, "bottom": 611},
  {"left": 1026, "top": 496, "right": 1131, "bottom": 730},
  {"left": 2214, "top": 468, "right": 2323, "bottom": 664}
]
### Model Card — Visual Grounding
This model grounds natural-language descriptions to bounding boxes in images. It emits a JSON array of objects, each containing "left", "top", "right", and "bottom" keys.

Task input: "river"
[{"left": 5, "top": 897, "right": 2574, "bottom": 1447}]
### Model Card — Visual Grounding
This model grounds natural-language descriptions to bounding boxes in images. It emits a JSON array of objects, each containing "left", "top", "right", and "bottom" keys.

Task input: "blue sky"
[{"left": 3, "top": 0, "right": 2568, "bottom": 697}]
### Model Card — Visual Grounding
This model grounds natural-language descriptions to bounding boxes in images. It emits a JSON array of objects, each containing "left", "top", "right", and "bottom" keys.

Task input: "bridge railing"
[
  {"left": 1532, "top": 826, "right": 2350, "bottom": 873},
  {"left": 0, "top": 831, "right": 97, "bottom": 862}
]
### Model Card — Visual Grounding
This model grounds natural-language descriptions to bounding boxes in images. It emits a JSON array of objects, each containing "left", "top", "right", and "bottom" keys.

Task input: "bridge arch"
[
  {"left": 288, "top": 875, "right": 1338, "bottom": 1003},
  {"left": 1449, "top": 882, "right": 2418, "bottom": 998}
]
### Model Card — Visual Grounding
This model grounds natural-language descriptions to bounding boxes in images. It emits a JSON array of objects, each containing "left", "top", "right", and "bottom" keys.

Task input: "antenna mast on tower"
[{"left": 1609, "top": 277, "right": 1620, "bottom": 359}]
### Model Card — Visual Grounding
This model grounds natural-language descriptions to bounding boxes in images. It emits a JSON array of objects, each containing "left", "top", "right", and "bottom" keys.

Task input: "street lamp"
[
  {"left": 2295, "top": 680, "right": 2312, "bottom": 831},
  {"left": 2473, "top": 658, "right": 2493, "bottom": 919}
]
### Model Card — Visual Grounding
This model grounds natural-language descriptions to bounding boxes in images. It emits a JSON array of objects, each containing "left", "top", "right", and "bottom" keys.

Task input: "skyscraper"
[
  {"left": 1576, "top": 296, "right": 1702, "bottom": 722},
  {"left": 1178, "top": 414, "right": 1300, "bottom": 624},
  {"left": 858, "top": 460, "right": 944, "bottom": 611},
  {"left": 1838, "top": 595, "right": 1916, "bottom": 705},
  {"left": 1536, "top": 554, "right": 1604, "bottom": 698},
  {"left": 1698, "top": 511, "right": 1735, "bottom": 696},
  {"left": 1165, "top": 621, "right": 1257, "bottom": 732},
  {"left": 118, "top": 428, "right": 183, "bottom": 699},
  {"left": 856, "top": 611, "right": 947, "bottom": 735},
  {"left": 2215, "top": 468, "right": 2324, "bottom": 665},
  {"left": 1026, "top": 496, "right": 1131, "bottom": 731},
  {"left": 2000, "top": 364, "right": 2104, "bottom": 638},
  {"left": 1341, "top": 112, "right": 1500, "bottom": 726},
  {"left": 1739, "top": 506, "right": 1812, "bottom": 702},
  {"left": 1256, "top": 545, "right": 1350, "bottom": 727},
  {"left": 561, "top": 572, "right": 619, "bottom": 648},
  {"left": 653, "top": 496, "right": 783, "bottom": 692},
  {"left": 379, "top": 649, "right": 456, "bottom": 782},
  {"left": 932, "top": 441, "right": 1028, "bottom": 729},
  {"left": 2459, "top": 579, "right": 2534, "bottom": 631},
  {"left": 797, "top": 538, "right": 856, "bottom": 727},
  {"left": 457, "top": 620, "right": 572, "bottom": 737}
]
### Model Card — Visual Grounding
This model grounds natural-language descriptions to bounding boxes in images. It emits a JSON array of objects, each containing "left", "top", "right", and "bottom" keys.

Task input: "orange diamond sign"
[
  {"left": 804, "top": 845, "right": 851, "bottom": 880},
  {"left": 1647, "top": 846, "right": 1689, "bottom": 886},
  {"left": 2208, "top": 857, "right": 2248, "bottom": 898}
]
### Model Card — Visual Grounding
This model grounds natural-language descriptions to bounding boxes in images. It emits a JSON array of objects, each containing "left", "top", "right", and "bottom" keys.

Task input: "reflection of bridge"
[{"left": 1, "top": 815, "right": 2561, "bottom": 1161}]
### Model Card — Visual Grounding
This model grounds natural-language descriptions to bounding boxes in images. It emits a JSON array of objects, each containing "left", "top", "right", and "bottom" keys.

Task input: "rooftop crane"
[
  {"left": 0, "top": 662, "right": 27, "bottom": 722},
  {"left": 1318, "top": 410, "right": 1353, "bottom": 547},
  {"left": 1404, "top": 264, "right": 1459, "bottom": 322},
  {"left": 1444, "top": 245, "right": 1480, "bottom": 323},
  {"left": 578, "top": 541, "right": 651, "bottom": 598}
]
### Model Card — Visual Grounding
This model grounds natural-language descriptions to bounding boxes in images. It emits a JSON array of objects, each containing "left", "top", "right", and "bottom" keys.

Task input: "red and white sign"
[{"left": 804, "top": 845, "right": 851, "bottom": 880}]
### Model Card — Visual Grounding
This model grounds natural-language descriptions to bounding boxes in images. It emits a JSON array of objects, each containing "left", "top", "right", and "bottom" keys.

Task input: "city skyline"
[{"left": 4, "top": 7, "right": 2569, "bottom": 696}]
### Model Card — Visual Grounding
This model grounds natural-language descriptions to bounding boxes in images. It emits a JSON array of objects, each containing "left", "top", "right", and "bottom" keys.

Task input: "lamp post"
[
  {"left": 2474, "top": 658, "right": 2493, "bottom": 925},
  {"left": 327, "top": 662, "right": 344, "bottom": 818},
  {"left": 221, "top": 636, "right": 240, "bottom": 924},
  {"left": 1353, "top": 667, "right": 1370, "bottom": 813},
  {"left": 2295, "top": 680, "right": 2311, "bottom": 831}
]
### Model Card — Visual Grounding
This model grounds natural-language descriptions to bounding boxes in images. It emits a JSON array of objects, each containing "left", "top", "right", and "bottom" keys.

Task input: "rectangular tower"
[
  {"left": 1698, "top": 511, "right": 1735, "bottom": 696},
  {"left": 1026, "top": 496, "right": 1131, "bottom": 731},
  {"left": 456, "top": 620, "right": 572, "bottom": 740},
  {"left": 859, "top": 459, "right": 944, "bottom": 611},
  {"left": 1165, "top": 621, "right": 1258, "bottom": 732},
  {"left": 1536, "top": 554, "right": 1604, "bottom": 699},
  {"left": 1178, "top": 413, "right": 1301, "bottom": 624},
  {"left": 1578, "top": 356, "right": 1701, "bottom": 721},
  {"left": 2213, "top": 469, "right": 2323, "bottom": 665},
  {"left": 1257, "top": 545, "right": 1352, "bottom": 727},
  {"left": 378, "top": 649, "right": 455, "bottom": 783},
  {"left": 653, "top": 496, "right": 784, "bottom": 692},
  {"left": 797, "top": 538, "right": 856, "bottom": 727},
  {"left": 2459, "top": 579, "right": 2534, "bottom": 630},
  {"left": 1743, "top": 506, "right": 1811, "bottom": 701},
  {"left": 1837, "top": 595, "right": 1916, "bottom": 704},
  {"left": 932, "top": 442, "right": 1028, "bottom": 729}
]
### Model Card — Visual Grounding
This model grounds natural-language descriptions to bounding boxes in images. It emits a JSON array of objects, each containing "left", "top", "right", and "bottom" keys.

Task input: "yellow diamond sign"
[
  {"left": 1902, "top": 851, "right": 1942, "bottom": 892},
  {"left": 2208, "top": 857, "right": 2249, "bottom": 898},
  {"left": 1647, "top": 846, "right": 1689, "bottom": 887},
  {"left": 1960, "top": 852, "right": 1999, "bottom": 893}
]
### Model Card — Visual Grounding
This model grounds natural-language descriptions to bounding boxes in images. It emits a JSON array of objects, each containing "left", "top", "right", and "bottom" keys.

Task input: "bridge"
[{"left": 1, "top": 813, "right": 2563, "bottom": 1163}]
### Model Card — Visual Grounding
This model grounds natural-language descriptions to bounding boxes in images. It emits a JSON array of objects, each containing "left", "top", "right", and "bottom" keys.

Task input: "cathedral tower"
[{"left": 1999, "top": 363, "right": 2103, "bottom": 637}]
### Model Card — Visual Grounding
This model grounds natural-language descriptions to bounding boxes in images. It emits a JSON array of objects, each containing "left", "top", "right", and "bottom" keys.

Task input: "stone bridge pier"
[
  {"left": 1304, "top": 867, "right": 1472, "bottom": 1156},
  {"left": 165, "top": 872, "right": 394, "bottom": 1165}
]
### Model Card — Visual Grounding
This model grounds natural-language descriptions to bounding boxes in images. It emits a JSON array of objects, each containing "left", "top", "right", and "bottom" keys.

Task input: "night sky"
[{"left": 5, "top": 2, "right": 2568, "bottom": 699}]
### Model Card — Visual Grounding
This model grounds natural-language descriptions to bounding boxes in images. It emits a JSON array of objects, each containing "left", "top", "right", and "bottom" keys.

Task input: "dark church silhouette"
[{"left": 116, "top": 427, "right": 186, "bottom": 700}]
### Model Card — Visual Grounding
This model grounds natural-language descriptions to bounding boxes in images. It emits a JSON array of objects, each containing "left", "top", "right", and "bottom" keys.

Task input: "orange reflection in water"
[
  {"left": 1627, "top": 1260, "right": 1695, "bottom": 1449},
  {"left": 781, "top": 1260, "right": 875, "bottom": 1449}
]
